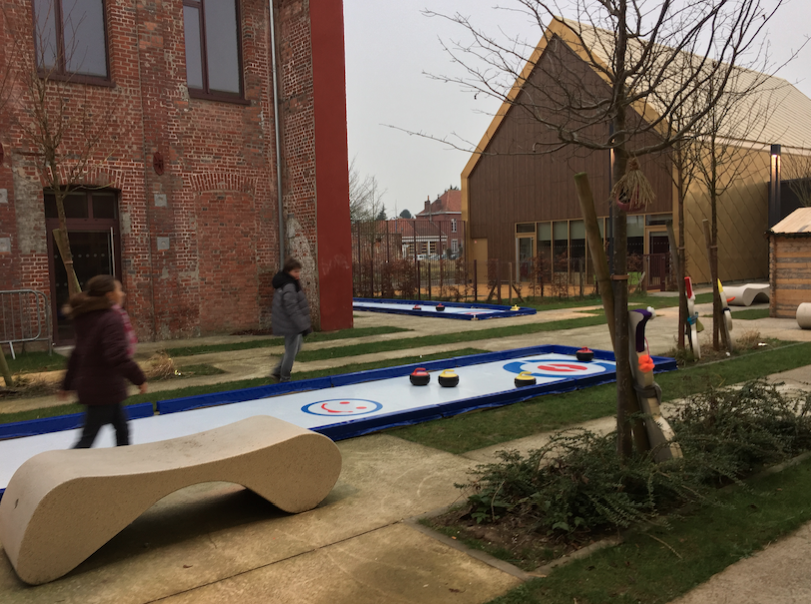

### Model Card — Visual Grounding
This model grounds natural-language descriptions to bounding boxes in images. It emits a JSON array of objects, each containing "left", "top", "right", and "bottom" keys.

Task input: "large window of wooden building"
[{"left": 516, "top": 212, "right": 672, "bottom": 281}]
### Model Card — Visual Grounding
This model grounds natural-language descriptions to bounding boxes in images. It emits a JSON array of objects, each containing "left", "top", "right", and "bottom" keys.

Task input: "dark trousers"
[{"left": 72, "top": 403, "right": 130, "bottom": 449}]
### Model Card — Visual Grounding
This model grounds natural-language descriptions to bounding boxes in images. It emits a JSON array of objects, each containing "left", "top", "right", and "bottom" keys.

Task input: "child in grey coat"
[{"left": 270, "top": 257, "right": 312, "bottom": 382}]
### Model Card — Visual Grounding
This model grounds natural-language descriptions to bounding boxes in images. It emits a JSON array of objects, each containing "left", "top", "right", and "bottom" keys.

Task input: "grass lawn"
[
  {"left": 520, "top": 292, "right": 713, "bottom": 313},
  {"left": 392, "top": 341, "right": 811, "bottom": 454},
  {"left": 0, "top": 348, "right": 488, "bottom": 424},
  {"left": 5, "top": 351, "right": 66, "bottom": 375},
  {"left": 730, "top": 307, "right": 771, "bottom": 320},
  {"left": 487, "top": 455, "right": 811, "bottom": 604},
  {"left": 162, "top": 325, "right": 412, "bottom": 357},
  {"left": 296, "top": 315, "right": 608, "bottom": 362}
]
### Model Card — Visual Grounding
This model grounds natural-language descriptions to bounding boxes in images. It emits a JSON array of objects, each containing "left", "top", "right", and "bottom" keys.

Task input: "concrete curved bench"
[
  {"left": 798, "top": 303, "right": 811, "bottom": 329},
  {"left": 0, "top": 416, "right": 341, "bottom": 585},
  {"left": 724, "top": 283, "right": 770, "bottom": 307}
]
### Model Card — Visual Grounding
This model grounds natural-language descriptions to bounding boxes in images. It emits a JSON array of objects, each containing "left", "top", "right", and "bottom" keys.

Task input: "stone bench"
[
  {"left": 798, "top": 303, "right": 811, "bottom": 329},
  {"left": 0, "top": 416, "right": 341, "bottom": 585},
  {"left": 724, "top": 283, "right": 770, "bottom": 307}
]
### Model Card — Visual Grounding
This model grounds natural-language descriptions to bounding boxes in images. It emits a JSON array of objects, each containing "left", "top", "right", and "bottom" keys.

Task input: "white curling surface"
[
  {"left": 353, "top": 300, "right": 519, "bottom": 317},
  {"left": 0, "top": 353, "right": 615, "bottom": 491}
]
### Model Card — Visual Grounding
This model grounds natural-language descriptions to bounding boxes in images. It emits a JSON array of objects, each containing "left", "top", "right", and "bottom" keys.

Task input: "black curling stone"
[
  {"left": 575, "top": 348, "right": 594, "bottom": 362},
  {"left": 438, "top": 370, "right": 459, "bottom": 387},
  {"left": 410, "top": 368, "right": 430, "bottom": 386},
  {"left": 514, "top": 372, "right": 537, "bottom": 388}
]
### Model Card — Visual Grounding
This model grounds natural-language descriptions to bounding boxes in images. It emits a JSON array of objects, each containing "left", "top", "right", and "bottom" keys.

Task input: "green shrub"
[{"left": 459, "top": 380, "right": 811, "bottom": 537}]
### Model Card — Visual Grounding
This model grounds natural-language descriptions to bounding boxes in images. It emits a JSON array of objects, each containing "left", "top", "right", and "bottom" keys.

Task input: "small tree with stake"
[
  {"left": 419, "top": 0, "right": 790, "bottom": 458},
  {"left": 5, "top": 1, "right": 122, "bottom": 298}
]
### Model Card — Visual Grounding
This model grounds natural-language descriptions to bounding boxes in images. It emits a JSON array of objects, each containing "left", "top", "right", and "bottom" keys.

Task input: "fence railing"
[
  {"left": 350, "top": 217, "right": 673, "bottom": 301},
  {"left": 0, "top": 290, "right": 52, "bottom": 357},
  {"left": 352, "top": 218, "right": 467, "bottom": 299}
]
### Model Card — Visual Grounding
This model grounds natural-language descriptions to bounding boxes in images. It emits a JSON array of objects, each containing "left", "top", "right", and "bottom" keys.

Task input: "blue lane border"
[
  {"left": 353, "top": 297, "right": 537, "bottom": 321},
  {"left": 0, "top": 347, "right": 676, "bottom": 501},
  {"left": 0, "top": 403, "right": 155, "bottom": 441},
  {"left": 0, "top": 346, "right": 677, "bottom": 439}
]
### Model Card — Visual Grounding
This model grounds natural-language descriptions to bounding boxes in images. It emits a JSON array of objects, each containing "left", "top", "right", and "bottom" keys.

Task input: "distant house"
[
  {"left": 461, "top": 19, "right": 811, "bottom": 286},
  {"left": 413, "top": 190, "right": 464, "bottom": 258}
]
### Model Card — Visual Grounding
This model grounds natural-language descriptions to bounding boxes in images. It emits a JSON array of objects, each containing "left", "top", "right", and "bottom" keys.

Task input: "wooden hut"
[{"left": 769, "top": 208, "right": 811, "bottom": 318}]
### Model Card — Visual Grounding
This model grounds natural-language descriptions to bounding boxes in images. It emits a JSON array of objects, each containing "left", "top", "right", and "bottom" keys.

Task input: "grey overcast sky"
[{"left": 342, "top": 0, "right": 811, "bottom": 217}]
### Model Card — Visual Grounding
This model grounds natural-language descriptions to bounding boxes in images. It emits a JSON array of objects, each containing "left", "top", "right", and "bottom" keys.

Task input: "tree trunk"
[
  {"left": 574, "top": 172, "right": 615, "bottom": 347},
  {"left": 51, "top": 174, "right": 82, "bottom": 298},
  {"left": 675, "top": 146, "right": 688, "bottom": 350},
  {"left": 611, "top": 147, "right": 649, "bottom": 459}
]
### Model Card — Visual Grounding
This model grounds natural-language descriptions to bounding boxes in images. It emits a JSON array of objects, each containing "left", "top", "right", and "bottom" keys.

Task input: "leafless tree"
[
  {"left": 783, "top": 147, "right": 811, "bottom": 207},
  {"left": 349, "top": 157, "right": 386, "bottom": 223},
  {"left": 689, "top": 70, "right": 778, "bottom": 351},
  {"left": 417, "top": 0, "right": 790, "bottom": 458},
  {"left": 5, "top": 1, "right": 122, "bottom": 297}
]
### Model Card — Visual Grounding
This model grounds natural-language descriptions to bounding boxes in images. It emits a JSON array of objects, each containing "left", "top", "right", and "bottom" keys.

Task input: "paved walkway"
[{"left": 3, "top": 363, "right": 811, "bottom": 603}]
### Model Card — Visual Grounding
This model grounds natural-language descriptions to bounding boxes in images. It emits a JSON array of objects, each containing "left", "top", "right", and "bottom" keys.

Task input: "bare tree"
[
  {"left": 420, "top": 1, "right": 789, "bottom": 458},
  {"left": 783, "top": 147, "right": 811, "bottom": 207},
  {"left": 348, "top": 157, "right": 386, "bottom": 222},
  {"left": 6, "top": 1, "right": 122, "bottom": 297},
  {"left": 689, "top": 70, "right": 778, "bottom": 351}
]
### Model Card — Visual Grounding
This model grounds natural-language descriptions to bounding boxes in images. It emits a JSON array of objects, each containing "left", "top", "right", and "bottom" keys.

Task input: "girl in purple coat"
[{"left": 59, "top": 275, "right": 148, "bottom": 448}]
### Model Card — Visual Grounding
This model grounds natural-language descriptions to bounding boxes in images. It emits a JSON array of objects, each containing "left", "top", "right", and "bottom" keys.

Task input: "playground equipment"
[{"left": 629, "top": 308, "right": 683, "bottom": 462}]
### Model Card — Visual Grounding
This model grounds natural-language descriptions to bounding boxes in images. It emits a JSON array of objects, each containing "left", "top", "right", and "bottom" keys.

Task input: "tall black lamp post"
[{"left": 769, "top": 144, "right": 782, "bottom": 228}]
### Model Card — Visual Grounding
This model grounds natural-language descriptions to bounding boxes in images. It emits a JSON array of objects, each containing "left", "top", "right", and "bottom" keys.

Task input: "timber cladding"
[
  {"left": 466, "top": 34, "right": 672, "bottom": 267},
  {"left": 770, "top": 235, "right": 811, "bottom": 318}
]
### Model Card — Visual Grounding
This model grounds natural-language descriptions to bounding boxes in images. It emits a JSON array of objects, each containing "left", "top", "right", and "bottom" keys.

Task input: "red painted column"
[{"left": 309, "top": 0, "right": 353, "bottom": 331}]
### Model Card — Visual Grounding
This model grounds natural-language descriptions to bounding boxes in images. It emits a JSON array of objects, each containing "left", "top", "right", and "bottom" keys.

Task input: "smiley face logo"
[
  {"left": 302, "top": 398, "right": 383, "bottom": 417},
  {"left": 503, "top": 357, "right": 614, "bottom": 379}
]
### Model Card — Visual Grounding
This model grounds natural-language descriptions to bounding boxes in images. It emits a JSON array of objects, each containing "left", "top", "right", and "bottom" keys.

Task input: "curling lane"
[{"left": 0, "top": 346, "right": 676, "bottom": 498}]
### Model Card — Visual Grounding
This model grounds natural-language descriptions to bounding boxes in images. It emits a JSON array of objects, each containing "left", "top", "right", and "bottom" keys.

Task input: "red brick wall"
[{"left": 0, "top": 0, "right": 352, "bottom": 341}]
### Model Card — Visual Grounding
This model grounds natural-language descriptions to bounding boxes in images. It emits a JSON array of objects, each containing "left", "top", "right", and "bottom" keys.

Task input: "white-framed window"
[
  {"left": 451, "top": 239, "right": 459, "bottom": 253},
  {"left": 451, "top": 219, "right": 457, "bottom": 233}
]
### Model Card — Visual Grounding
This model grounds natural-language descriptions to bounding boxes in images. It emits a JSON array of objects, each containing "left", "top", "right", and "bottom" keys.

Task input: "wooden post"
[
  {"left": 665, "top": 220, "right": 686, "bottom": 349},
  {"left": 574, "top": 173, "right": 615, "bottom": 346},
  {"left": 578, "top": 258, "right": 584, "bottom": 297},
  {"left": 508, "top": 262, "right": 513, "bottom": 305},
  {"left": 417, "top": 260, "right": 421, "bottom": 301},
  {"left": 496, "top": 262, "right": 502, "bottom": 304},
  {"left": 427, "top": 262, "right": 432, "bottom": 301},
  {"left": 473, "top": 260, "right": 478, "bottom": 302},
  {"left": 0, "top": 346, "right": 13, "bottom": 388},
  {"left": 702, "top": 219, "right": 727, "bottom": 351}
]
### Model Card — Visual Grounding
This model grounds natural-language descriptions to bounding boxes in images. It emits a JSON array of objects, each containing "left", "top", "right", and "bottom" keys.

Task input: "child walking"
[
  {"left": 270, "top": 258, "right": 312, "bottom": 382},
  {"left": 60, "top": 275, "right": 147, "bottom": 448}
]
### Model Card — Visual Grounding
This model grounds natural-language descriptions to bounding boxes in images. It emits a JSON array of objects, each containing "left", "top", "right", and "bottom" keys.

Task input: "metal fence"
[
  {"left": 352, "top": 219, "right": 468, "bottom": 299},
  {"left": 351, "top": 217, "right": 673, "bottom": 301},
  {"left": 0, "top": 290, "right": 53, "bottom": 357}
]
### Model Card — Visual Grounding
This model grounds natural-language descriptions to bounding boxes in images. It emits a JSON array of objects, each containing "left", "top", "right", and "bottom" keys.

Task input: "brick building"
[
  {"left": 413, "top": 189, "right": 463, "bottom": 258},
  {"left": 0, "top": 0, "right": 352, "bottom": 344}
]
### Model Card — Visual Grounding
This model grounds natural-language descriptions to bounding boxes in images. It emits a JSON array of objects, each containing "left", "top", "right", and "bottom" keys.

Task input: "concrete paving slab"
[
  {"left": 0, "top": 435, "right": 472, "bottom": 604},
  {"left": 156, "top": 523, "right": 520, "bottom": 604},
  {"left": 670, "top": 522, "right": 811, "bottom": 604}
]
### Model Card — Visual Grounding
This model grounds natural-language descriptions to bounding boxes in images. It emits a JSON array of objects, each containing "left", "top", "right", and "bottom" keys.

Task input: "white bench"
[
  {"left": 0, "top": 416, "right": 341, "bottom": 585},
  {"left": 723, "top": 283, "right": 770, "bottom": 307}
]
